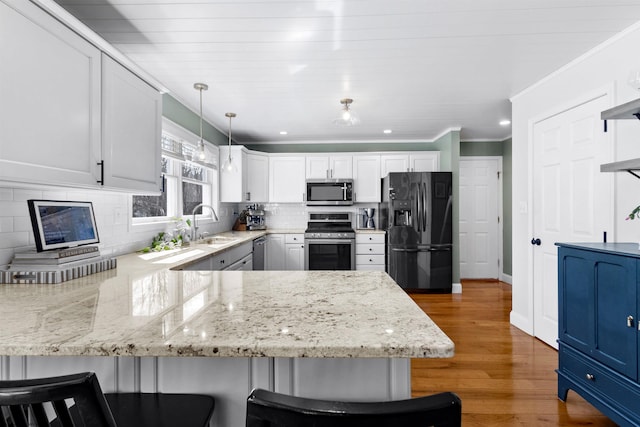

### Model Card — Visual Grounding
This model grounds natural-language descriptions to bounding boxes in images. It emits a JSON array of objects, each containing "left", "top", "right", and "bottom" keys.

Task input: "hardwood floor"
[{"left": 409, "top": 280, "right": 618, "bottom": 426}]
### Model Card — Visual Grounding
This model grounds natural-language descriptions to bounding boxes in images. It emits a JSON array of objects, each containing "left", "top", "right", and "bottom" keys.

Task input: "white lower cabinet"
[
  {"left": 266, "top": 233, "right": 304, "bottom": 270},
  {"left": 179, "top": 241, "right": 253, "bottom": 271},
  {"left": 355, "top": 232, "right": 386, "bottom": 271},
  {"left": 265, "top": 234, "right": 285, "bottom": 270},
  {"left": 284, "top": 234, "right": 305, "bottom": 270}
]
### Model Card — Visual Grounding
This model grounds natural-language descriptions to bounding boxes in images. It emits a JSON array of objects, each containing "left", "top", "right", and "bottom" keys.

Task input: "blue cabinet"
[{"left": 557, "top": 243, "right": 640, "bottom": 426}]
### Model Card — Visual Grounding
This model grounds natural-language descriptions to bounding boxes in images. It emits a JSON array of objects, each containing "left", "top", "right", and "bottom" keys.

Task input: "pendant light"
[
  {"left": 193, "top": 82, "right": 208, "bottom": 162},
  {"left": 222, "top": 112, "right": 237, "bottom": 173},
  {"left": 332, "top": 98, "right": 360, "bottom": 126}
]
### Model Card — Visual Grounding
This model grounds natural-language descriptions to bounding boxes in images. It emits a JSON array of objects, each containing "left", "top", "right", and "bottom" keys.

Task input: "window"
[{"left": 133, "top": 120, "right": 218, "bottom": 224}]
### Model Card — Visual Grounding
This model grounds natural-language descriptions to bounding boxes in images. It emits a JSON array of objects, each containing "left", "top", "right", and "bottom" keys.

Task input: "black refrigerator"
[{"left": 379, "top": 172, "right": 453, "bottom": 292}]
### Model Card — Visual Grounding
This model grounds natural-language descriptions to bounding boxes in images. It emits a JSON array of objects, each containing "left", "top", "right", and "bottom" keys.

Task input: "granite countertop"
[{"left": 0, "top": 231, "right": 453, "bottom": 359}]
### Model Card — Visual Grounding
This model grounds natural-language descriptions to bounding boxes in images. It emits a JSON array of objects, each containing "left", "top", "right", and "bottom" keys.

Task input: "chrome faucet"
[{"left": 191, "top": 203, "right": 219, "bottom": 241}]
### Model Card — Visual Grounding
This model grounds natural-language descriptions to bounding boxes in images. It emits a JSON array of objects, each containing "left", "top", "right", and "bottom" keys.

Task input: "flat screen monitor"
[{"left": 27, "top": 200, "right": 100, "bottom": 252}]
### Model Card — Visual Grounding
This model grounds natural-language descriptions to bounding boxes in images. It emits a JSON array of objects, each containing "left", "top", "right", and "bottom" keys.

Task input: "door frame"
[
  {"left": 459, "top": 156, "right": 504, "bottom": 281},
  {"left": 525, "top": 83, "right": 615, "bottom": 340}
]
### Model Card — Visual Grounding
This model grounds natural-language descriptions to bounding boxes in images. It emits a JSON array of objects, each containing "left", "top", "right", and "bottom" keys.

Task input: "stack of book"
[{"left": 10, "top": 246, "right": 100, "bottom": 267}]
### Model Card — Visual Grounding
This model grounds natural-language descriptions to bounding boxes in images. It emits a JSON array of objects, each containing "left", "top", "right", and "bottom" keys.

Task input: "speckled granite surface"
[{"left": 0, "top": 232, "right": 453, "bottom": 359}]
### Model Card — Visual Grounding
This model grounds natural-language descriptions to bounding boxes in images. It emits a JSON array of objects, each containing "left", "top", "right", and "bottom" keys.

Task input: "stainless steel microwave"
[{"left": 306, "top": 179, "right": 354, "bottom": 205}]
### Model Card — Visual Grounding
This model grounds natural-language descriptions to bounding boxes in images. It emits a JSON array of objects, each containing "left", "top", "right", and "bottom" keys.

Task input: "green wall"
[
  {"left": 460, "top": 141, "right": 503, "bottom": 157},
  {"left": 433, "top": 131, "right": 461, "bottom": 283},
  {"left": 162, "top": 94, "right": 228, "bottom": 146}
]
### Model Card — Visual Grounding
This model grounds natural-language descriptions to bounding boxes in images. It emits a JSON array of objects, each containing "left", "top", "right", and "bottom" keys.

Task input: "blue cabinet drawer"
[{"left": 559, "top": 343, "right": 640, "bottom": 426}]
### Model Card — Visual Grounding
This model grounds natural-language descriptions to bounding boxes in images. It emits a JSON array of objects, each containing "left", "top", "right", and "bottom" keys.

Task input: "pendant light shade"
[
  {"left": 332, "top": 98, "right": 360, "bottom": 126},
  {"left": 222, "top": 112, "right": 237, "bottom": 173},
  {"left": 193, "top": 82, "right": 208, "bottom": 162}
]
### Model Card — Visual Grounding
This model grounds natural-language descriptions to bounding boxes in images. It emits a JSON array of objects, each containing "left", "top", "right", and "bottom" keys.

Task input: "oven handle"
[{"left": 305, "top": 239, "right": 355, "bottom": 245}]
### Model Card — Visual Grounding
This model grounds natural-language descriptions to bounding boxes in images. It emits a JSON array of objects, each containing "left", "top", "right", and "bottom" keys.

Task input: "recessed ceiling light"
[
  {"left": 383, "top": 129, "right": 392, "bottom": 134},
  {"left": 499, "top": 119, "right": 511, "bottom": 126},
  {"left": 280, "top": 131, "right": 288, "bottom": 135}
]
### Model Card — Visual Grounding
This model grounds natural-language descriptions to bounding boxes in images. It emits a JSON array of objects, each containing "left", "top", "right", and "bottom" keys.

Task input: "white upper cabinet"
[
  {"left": 410, "top": 152, "right": 440, "bottom": 172},
  {"left": 269, "top": 156, "right": 306, "bottom": 203},
  {"left": 0, "top": 0, "right": 162, "bottom": 192},
  {"left": 380, "top": 154, "right": 410, "bottom": 176},
  {"left": 101, "top": 55, "right": 162, "bottom": 192},
  {"left": 220, "top": 147, "right": 269, "bottom": 203},
  {"left": 0, "top": 0, "right": 101, "bottom": 187},
  {"left": 380, "top": 152, "right": 440, "bottom": 177},
  {"left": 306, "top": 155, "right": 352, "bottom": 179},
  {"left": 246, "top": 152, "right": 269, "bottom": 202},
  {"left": 352, "top": 155, "right": 381, "bottom": 203}
]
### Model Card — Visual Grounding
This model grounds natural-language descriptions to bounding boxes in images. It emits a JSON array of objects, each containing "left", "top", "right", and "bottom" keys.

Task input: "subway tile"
[
  {"left": 0, "top": 218, "right": 13, "bottom": 233},
  {"left": 0, "top": 188, "right": 13, "bottom": 201},
  {"left": 0, "top": 232, "right": 29, "bottom": 250},
  {"left": 13, "top": 217, "right": 31, "bottom": 232},
  {"left": 13, "top": 189, "right": 43, "bottom": 201},
  {"left": 0, "top": 201, "right": 29, "bottom": 217}
]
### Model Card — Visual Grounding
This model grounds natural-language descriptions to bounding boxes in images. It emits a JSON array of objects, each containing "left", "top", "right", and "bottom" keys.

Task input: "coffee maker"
[
  {"left": 245, "top": 204, "right": 266, "bottom": 230},
  {"left": 359, "top": 208, "right": 376, "bottom": 229}
]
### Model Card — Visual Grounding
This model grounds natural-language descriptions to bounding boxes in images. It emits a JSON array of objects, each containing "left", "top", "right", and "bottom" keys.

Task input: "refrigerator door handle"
[
  {"left": 391, "top": 248, "right": 420, "bottom": 253},
  {"left": 422, "top": 182, "right": 428, "bottom": 231},
  {"left": 416, "top": 185, "right": 422, "bottom": 232}
]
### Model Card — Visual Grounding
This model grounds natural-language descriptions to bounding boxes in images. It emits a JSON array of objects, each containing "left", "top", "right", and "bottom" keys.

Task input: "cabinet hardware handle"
[
  {"left": 246, "top": 192, "right": 251, "bottom": 201},
  {"left": 161, "top": 174, "right": 166, "bottom": 192},
  {"left": 97, "top": 160, "right": 104, "bottom": 185},
  {"left": 531, "top": 238, "right": 541, "bottom": 246},
  {"left": 586, "top": 373, "right": 595, "bottom": 381},
  {"left": 627, "top": 315, "right": 634, "bottom": 328}
]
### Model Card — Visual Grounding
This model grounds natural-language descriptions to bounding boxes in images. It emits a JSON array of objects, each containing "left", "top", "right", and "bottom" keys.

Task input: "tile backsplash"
[
  {"left": 0, "top": 185, "right": 237, "bottom": 268},
  {"left": 263, "top": 203, "right": 379, "bottom": 230}
]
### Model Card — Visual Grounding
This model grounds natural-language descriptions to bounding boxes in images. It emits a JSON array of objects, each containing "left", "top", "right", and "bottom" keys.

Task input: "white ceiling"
[{"left": 51, "top": 0, "right": 640, "bottom": 144}]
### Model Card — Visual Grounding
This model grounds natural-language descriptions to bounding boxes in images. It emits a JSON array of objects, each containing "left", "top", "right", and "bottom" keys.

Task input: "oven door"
[{"left": 304, "top": 238, "right": 355, "bottom": 270}]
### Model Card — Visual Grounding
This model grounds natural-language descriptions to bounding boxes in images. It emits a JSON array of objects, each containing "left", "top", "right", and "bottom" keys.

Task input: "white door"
[
  {"left": 459, "top": 158, "right": 500, "bottom": 279},
  {"left": 532, "top": 94, "right": 613, "bottom": 348}
]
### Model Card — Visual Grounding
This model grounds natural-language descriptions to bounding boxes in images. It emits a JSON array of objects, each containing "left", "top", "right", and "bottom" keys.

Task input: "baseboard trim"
[
  {"left": 452, "top": 283, "right": 462, "bottom": 294},
  {"left": 500, "top": 273, "right": 512, "bottom": 284},
  {"left": 510, "top": 311, "right": 533, "bottom": 336}
]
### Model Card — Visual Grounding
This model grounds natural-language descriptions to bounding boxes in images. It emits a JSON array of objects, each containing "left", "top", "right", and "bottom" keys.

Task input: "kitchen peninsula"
[{"left": 0, "top": 233, "right": 454, "bottom": 426}]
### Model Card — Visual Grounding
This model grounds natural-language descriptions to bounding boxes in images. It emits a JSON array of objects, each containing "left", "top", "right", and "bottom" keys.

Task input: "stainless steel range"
[{"left": 304, "top": 212, "right": 355, "bottom": 270}]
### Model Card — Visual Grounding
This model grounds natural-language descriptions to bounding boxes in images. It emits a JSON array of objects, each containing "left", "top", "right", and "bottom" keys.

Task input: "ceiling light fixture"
[
  {"left": 193, "top": 82, "right": 208, "bottom": 162},
  {"left": 499, "top": 119, "right": 511, "bottom": 126},
  {"left": 280, "top": 131, "right": 288, "bottom": 135},
  {"left": 333, "top": 98, "right": 360, "bottom": 126},
  {"left": 383, "top": 129, "right": 392, "bottom": 134},
  {"left": 222, "top": 112, "right": 237, "bottom": 173}
]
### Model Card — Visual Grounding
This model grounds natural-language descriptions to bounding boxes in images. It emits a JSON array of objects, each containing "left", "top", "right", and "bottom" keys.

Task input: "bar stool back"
[{"left": 246, "top": 388, "right": 461, "bottom": 427}]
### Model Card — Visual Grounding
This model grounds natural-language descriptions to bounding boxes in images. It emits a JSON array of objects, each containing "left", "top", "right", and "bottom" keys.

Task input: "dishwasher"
[{"left": 252, "top": 236, "right": 266, "bottom": 270}]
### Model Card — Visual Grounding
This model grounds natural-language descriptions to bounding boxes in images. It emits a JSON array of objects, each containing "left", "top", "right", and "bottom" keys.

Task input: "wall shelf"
[
  {"left": 602, "top": 97, "right": 640, "bottom": 121},
  {"left": 600, "top": 98, "right": 640, "bottom": 179},
  {"left": 601, "top": 158, "right": 640, "bottom": 179}
]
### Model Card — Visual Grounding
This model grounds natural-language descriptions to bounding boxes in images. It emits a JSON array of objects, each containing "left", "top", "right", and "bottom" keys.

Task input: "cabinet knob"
[
  {"left": 369, "top": 248, "right": 373, "bottom": 251},
  {"left": 586, "top": 373, "right": 595, "bottom": 381},
  {"left": 531, "top": 238, "right": 541, "bottom": 246}
]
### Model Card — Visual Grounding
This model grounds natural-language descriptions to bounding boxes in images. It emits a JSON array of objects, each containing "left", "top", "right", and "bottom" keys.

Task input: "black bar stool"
[
  {"left": 246, "top": 388, "right": 461, "bottom": 427},
  {"left": 0, "top": 372, "right": 214, "bottom": 427}
]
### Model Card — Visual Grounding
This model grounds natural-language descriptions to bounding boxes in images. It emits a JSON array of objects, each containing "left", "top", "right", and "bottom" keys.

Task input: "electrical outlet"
[{"left": 114, "top": 207, "right": 125, "bottom": 225}]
